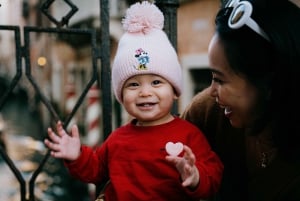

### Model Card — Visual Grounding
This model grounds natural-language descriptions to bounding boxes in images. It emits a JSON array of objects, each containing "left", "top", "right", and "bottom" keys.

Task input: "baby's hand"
[
  {"left": 165, "top": 145, "right": 199, "bottom": 189},
  {"left": 44, "top": 121, "right": 81, "bottom": 161}
]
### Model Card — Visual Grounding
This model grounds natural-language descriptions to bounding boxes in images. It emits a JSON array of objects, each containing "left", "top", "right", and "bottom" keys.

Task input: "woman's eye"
[{"left": 212, "top": 77, "right": 224, "bottom": 84}]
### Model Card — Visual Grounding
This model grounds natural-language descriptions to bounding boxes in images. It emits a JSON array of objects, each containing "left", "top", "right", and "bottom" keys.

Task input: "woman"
[{"left": 182, "top": 0, "right": 300, "bottom": 200}]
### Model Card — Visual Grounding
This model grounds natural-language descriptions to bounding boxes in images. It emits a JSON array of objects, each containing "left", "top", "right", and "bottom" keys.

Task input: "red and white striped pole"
[
  {"left": 65, "top": 83, "right": 77, "bottom": 132},
  {"left": 85, "top": 83, "right": 102, "bottom": 200},
  {"left": 85, "top": 83, "right": 102, "bottom": 147}
]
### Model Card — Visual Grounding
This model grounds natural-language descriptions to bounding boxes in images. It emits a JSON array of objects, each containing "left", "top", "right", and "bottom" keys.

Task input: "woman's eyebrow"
[{"left": 210, "top": 68, "right": 224, "bottom": 76}]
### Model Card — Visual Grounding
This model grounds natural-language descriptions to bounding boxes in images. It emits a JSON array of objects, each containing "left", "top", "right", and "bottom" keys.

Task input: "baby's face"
[{"left": 122, "top": 74, "right": 178, "bottom": 126}]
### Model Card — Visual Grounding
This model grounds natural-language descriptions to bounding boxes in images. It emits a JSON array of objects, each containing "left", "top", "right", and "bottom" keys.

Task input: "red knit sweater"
[{"left": 65, "top": 117, "right": 223, "bottom": 201}]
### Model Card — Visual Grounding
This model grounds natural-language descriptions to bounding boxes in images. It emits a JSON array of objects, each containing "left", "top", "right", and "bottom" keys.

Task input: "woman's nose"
[{"left": 208, "top": 83, "right": 218, "bottom": 98}]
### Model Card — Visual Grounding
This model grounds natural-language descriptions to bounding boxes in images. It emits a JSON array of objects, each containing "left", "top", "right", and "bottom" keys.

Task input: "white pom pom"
[{"left": 122, "top": 1, "right": 164, "bottom": 34}]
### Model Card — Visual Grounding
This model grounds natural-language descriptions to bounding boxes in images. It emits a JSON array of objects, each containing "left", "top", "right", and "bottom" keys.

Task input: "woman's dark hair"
[{"left": 215, "top": 0, "right": 300, "bottom": 160}]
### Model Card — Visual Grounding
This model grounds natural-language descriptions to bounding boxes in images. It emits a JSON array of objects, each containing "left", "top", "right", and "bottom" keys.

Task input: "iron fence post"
[{"left": 156, "top": 0, "right": 180, "bottom": 115}]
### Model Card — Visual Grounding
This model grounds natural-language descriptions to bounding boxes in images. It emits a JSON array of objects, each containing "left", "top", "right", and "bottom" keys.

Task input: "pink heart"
[{"left": 165, "top": 142, "right": 183, "bottom": 156}]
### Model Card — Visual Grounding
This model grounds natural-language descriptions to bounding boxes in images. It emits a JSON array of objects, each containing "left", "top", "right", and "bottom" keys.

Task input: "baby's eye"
[
  {"left": 125, "top": 82, "right": 139, "bottom": 88},
  {"left": 152, "top": 80, "right": 162, "bottom": 85}
]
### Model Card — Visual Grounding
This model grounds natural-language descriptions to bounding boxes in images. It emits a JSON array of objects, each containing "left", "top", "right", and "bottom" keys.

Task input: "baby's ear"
[
  {"left": 173, "top": 94, "right": 179, "bottom": 100},
  {"left": 173, "top": 88, "right": 179, "bottom": 100}
]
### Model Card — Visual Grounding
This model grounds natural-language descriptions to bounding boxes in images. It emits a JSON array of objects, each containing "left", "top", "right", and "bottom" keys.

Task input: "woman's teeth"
[{"left": 224, "top": 107, "right": 232, "bottom": 115}]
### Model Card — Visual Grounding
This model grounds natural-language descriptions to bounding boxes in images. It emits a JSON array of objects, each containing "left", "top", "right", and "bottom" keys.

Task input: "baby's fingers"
[
  {"left": 44, "top": 138, "right": 61, "bottom": 152},
  {"left": 165, "top": 155, "right": 177, "bottom": 162},
  {"left": 47, "top": 128, "right": 61, "bottom": 143},
  {"left": 183, "top": 145, "right": 196, "bottom": 165},
  {"left": 56, "top": 121, "right": 68, "bottom": 137},
  {"left": 182, "top": 165, "right": 200, "bottom": 188},
  {"left": 44, "top": 138, "right": 70, "bottom": 159},
  {"left": 182, "top": 175, "right": 193, "bottom": 187}
]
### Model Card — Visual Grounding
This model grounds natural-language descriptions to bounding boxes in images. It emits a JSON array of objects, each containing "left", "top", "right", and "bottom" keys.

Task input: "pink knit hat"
[{"left": 112, "top": 1, "right": 182, "bottom": 103}]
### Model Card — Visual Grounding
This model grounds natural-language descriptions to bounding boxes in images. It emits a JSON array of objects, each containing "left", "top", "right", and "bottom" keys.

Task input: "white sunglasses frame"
[{"left": 226, "top": 0, "right": 270, "bottom": 41}]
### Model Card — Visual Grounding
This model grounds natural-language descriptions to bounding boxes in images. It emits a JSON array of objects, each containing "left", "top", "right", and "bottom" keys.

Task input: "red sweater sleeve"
[
  {"left": 64, "top": 144, "right": 109, "bottom": 184},
  {"left": 182, "top": 122, "right": 224, "bottom": 199}
]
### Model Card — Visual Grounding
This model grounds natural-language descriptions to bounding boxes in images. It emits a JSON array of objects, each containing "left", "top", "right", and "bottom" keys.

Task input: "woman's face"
[{"left": 208, "top": 34, "right": 261, "bottom": 128}]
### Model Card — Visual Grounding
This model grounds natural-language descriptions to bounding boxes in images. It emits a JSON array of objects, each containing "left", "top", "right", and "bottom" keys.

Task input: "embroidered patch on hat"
[{"left": 134, "top": 48, "right": 149, "bottom": 70}]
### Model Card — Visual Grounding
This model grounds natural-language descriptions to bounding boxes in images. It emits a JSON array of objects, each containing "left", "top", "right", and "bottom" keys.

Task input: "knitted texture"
[{"left": 112, "top": 1, "right": 182, "bottom": 103}]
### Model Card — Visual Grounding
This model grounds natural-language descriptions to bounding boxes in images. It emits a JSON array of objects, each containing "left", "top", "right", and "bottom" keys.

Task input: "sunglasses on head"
[{"left": 225, "top": 0, "right": 270, "bottom": 41}]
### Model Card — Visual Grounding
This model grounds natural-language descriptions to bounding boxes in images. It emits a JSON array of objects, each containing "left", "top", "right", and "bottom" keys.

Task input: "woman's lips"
[{"left": 216, "top": 99, "right": 233, "bottom": 118}]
